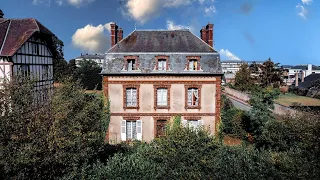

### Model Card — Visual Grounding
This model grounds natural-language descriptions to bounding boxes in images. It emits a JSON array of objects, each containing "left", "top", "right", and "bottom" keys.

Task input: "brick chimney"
[
  {"left": 200, "top": 23, "right": 214, "bottom": 48},
  {"left": 206, "top": 23, "right": 214, "bottom": 47},
  {"left": 118, "top": 28, "right": 123, "bottom": 42},
  {"left": 110, "top": 23, "right": 124, "bottom": 47}
]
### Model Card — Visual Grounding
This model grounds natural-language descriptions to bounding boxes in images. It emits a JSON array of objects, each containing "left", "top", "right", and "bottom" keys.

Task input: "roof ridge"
[
  {"left": 0, "top": 20, "right": 12, "bottom": 55},
  {"left": 188, "top": 29, "right": 216, "bottom": 52},
  {"left": 106, "top": 29, "right": 136, "bottom": 53}
]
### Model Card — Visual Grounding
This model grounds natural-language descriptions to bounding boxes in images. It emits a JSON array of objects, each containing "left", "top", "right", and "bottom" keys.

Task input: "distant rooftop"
[{"left": 76, "top": 53, "right": 104, "bottom": 59}]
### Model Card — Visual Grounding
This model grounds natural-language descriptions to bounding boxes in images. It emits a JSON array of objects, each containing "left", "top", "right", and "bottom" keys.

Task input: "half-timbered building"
[
  {"left": 0, "top": 10, "right": 54, "bottom": 101},
  {"left": 102, "top": 22, "right": 223, "bottom": 143}
]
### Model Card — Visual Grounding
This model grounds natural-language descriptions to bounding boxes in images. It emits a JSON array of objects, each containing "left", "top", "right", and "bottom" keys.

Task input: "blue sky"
[{"left": 1, "top": 0, "right": 320, "bottom": 65}]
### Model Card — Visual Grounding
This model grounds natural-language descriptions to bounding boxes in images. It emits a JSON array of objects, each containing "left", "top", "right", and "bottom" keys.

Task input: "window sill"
[
  {"left": 185, "top": 106, "right": 201, "bottom": 109},
  {"left": 124, "top": 106, "right": 140, "bottom": 110},
  {"left": 154, "top": 106, "right": 170, "bottom": 110}
]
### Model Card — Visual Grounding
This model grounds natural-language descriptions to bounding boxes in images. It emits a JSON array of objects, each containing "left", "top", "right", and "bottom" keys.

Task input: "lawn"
[{"left": 275, "top": 93, "right": 320, "bottom": 106}]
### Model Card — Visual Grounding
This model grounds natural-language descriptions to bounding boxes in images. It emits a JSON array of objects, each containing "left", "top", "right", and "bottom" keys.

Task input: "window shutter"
[
  {"left": 182, "top": 120, "right": 188, "bottom": 127},
  {"left": 136, "top": 120, "right": 142, "bottom": 141},
  {"left": 128, "top": 60, "right": 132, "bottom": 71},
  {"left": 163, "top": 61, "right": 167, "bottom": 70},
  {"left": 121, "top": 120, "right": 126, "bottom": 141}
]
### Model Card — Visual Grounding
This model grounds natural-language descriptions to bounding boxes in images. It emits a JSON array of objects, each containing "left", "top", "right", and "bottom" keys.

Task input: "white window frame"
[
  {"left": 121, "top": 120, "right": 142, "bottom": 141},
  {"left": 187, "top": 88, "right": 199, "bottom": 106},
  {"left": 158, "top": 59, "right": 167, "bottom": 71},
  {"left": 126, "top": 88, "right": 137, "bottom": 107},
  {"left": 157, "top": 88, "right": 168, "bottom": 106}
]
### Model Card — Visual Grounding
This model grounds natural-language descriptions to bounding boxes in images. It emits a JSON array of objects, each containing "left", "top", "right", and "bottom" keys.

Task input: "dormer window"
[
  {"left": 186, "top": 56, "right": 201, "bottom": 71},
  {"left": 158, "top": 59, "right": 167, "bottom": 71},
  {"left": 124, "top": 56, "right": 139, "bottom": 71},
  {"left": 155, "top": 55, "right": 169, "bottom": 71},
  {"left": 189, "top": 60, "right": 198, "bottom": 71},
  {"left": 127, "top": 59, "right": 136, "bottom": 71}
]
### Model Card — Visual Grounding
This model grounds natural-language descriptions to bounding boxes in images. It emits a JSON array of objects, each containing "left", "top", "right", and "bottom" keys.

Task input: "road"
[{"left": 226, "top": 95, "right": 252, "bottom": 111}]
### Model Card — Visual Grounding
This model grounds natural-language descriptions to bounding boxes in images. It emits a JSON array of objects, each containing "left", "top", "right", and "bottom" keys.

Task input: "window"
[
  {"left": 182, "top": 120, "right": 203, "bottom": 129},
  {"left": 154, "top": 85, "right": 170, "bottom": 109},
  {"left": 42, "top": 65, "right": 48, "bottom": 80},
  {"left": 186, "top": 56, "right": 200, "bottom": 71},
  {"left": 156, "top": 120, "right": 167, "bottom": 137},
  {"left": 127, "top": 59, "right": 136, "bottom": 71},
  {"left": 158, "top": 59, "right": 167, "bottom": 71},
  {"left": 32, "top": 44, "right": 39, "bottom": 55},
  {"left": 187, "top": 88, "right": 199, "bottom": 106},
  {"left": 189, "top": 60, "right": 198, "bottom": 71},
  {"left": 157, "top": 88, "right": 167, "bottom": 106},
  {"left": 126, "top": 88, "right": 137, "bottom": 107},
  {"left": 121, "top": 120, "right": 142, "bottom": 141}
]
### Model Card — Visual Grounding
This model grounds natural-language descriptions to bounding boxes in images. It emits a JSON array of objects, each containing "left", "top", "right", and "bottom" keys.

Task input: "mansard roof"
[
  {"left": 0, "top": 18, "right": 54, "bottom": 56},
  {"left": 107, "top": 30, "right": 217, "bottom": 53}
]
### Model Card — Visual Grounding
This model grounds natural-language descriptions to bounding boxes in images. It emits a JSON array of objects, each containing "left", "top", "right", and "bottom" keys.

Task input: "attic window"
[
  {"left": 186, "top": 56, "right": 201, "bottom": 71},
  {"left": 124, "top": 56, "right": 139, "bottom": 71},
  {"left": 155, "top": 56, "right": 169, "bottom": 71},
  {"left": 127, "top": 59, "right": 136, "bottom": 71}
]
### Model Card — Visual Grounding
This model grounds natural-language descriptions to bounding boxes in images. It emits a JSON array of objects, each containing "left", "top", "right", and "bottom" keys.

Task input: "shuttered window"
[
  {"left": 126, "top": 88, "right": 137, "bottom": 107},
  {"left": 187, "top": 88, "right": 199, "bottom": 106},
  {"left": 157, "top": 88, "right": 167, "bottom": 106},
  {"left": 121, "top": 120, "right": 142, "bottom": 141}
]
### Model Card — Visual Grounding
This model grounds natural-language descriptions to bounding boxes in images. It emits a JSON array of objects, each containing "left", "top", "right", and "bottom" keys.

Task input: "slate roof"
[
  {"left": 0, "top": 18, "right": 54, "bottom": 56},
  {"left": 76, "top": 53, "right": 105, "bottom": 59},
  {"left": 298, "top": 74, "right": 320, "bottom": 89},
  {"left": 107, "top": 30, "right": 216, "bottom": 53}
]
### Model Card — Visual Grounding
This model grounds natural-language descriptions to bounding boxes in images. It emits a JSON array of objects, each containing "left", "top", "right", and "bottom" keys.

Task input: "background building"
[{"left": 75, "top": 53, "right": 105, "bottom": 67}]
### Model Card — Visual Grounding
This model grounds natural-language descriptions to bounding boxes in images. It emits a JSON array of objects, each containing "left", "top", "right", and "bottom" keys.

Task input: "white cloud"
[
  {"left": 123, "top": 0, "right": 217, "bottom": 24},
  {"left": 72, "top": 22, "right": 113, "bottom": 53},
  {"left": 296, "top": 0, "right": 313, "bottom": 19},
  {"left": 296, "top": 4, "right": 308, "bottom": 19},
  {"left": 302, "top": 0, "right": 313, "bottom": 5},
  {"left": 104, "top": 22, "right": 114, "bottom": 33},
  {"left": 219, "top": 49, "right": 241, "bottom": 60},
  {"left": 204, "top": 5, "right": 217, "bottom": 16},
  {"left": 32, "top": 0, "right": 94, "bottom": 7},
  {"left": 167, "top": 20, "right": 190, "bottom": 30}
]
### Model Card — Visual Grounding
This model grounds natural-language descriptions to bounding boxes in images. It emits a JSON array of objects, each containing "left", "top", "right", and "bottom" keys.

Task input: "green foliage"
[
  {"left": 76, "top": 60, "right": 102, "bottom": 90},
  {"left": 234, "top": 63, "right": 255, "bottom": 92},
  {"left": 247, "top": 87, "right": 280, "bottom": 138},
  {"left": 0, "top": 78, "right": 108, "bottom": 179},
  {"left": 260, "top": 58, "right": 284, "bottom": 88}
]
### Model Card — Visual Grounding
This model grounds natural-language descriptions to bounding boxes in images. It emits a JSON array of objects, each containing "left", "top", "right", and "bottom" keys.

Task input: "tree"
[
  {"left": 76, "top": 60, "right": 102, "bottom": 90},
  {"left": 259, "top": 58, "right": 284, "bottom": 88},
  {"left": 0, "top": 78, "right": 108, "bottom": 179},
  {"left": 234, "top": 63, "right": 254, "bottom": 91}
]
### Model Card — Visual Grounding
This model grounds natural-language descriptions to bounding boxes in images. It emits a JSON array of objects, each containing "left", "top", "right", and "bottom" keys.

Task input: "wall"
[
  {"left": 105, "top": 75, "right": 220, "bottom": 143},
  {"left": 223, "top": 87, "right": 250, "bottom": 102}
]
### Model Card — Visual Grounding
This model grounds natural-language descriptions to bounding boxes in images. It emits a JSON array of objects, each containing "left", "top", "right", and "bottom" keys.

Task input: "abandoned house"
[{"left": 102, "top": 22, "right": 223, "bottom": 143}]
